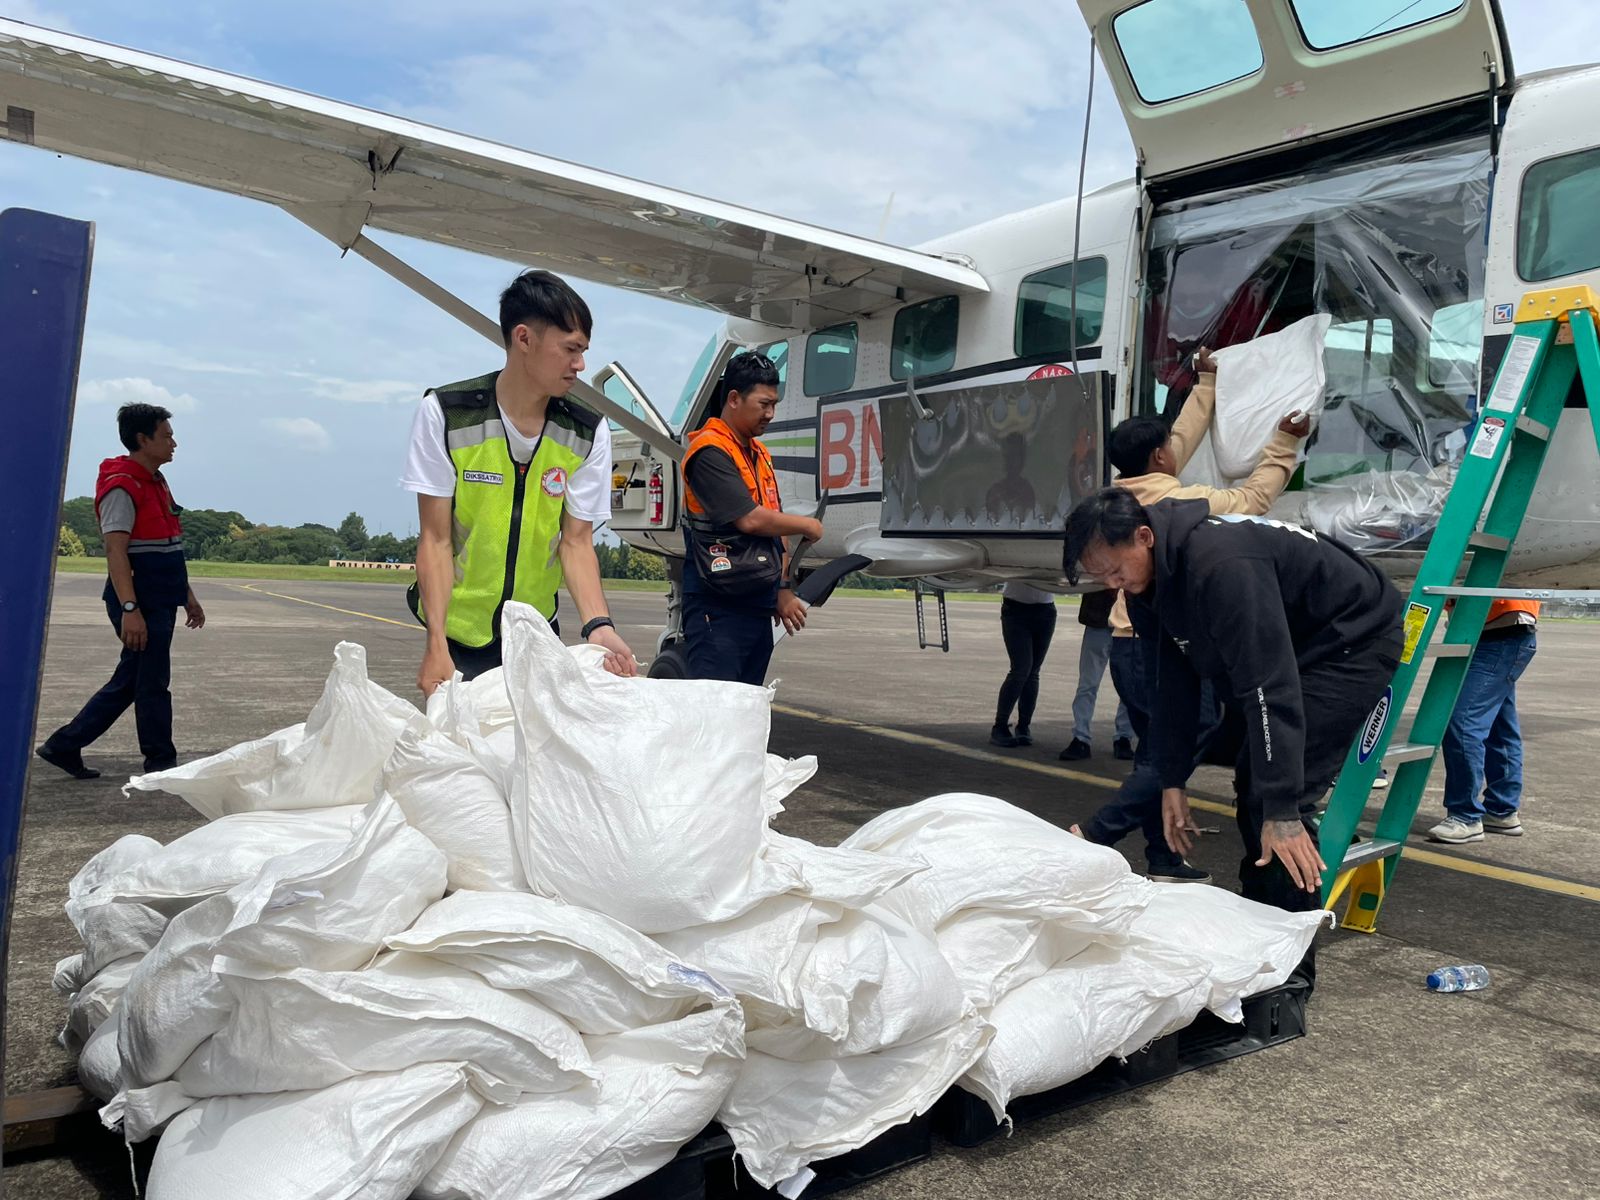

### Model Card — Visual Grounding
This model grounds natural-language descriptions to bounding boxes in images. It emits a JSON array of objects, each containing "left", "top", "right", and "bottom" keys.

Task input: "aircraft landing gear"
[{"left": 649, "top": 556, "right": 688, "bottom": 679}]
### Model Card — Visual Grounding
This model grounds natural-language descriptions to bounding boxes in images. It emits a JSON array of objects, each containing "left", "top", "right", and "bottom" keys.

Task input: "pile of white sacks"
[{"left": 55, "top": 603, "right": 1326, "bottom": 1200}]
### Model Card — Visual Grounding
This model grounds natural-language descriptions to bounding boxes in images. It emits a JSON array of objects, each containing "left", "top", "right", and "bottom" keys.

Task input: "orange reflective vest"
[
  {"left": 683, "top": 418, "right": 781, "bottom": 519},
  {"left": 1486, "top": 598, "right": 1541, "bottom": 624}
]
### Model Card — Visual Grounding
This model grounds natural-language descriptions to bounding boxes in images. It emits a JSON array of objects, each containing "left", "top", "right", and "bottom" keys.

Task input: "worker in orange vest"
[
  {"left": 1429, "top": 598, "right": 1540, "bottom": 842},
  {"left": 680, "top": 352, "right": 822, "bottom": 685}
]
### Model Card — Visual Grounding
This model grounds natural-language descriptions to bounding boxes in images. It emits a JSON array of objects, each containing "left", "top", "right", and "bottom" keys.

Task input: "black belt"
[{"left": 1478, "top": 622, "right": 1536, "bottom": 641}]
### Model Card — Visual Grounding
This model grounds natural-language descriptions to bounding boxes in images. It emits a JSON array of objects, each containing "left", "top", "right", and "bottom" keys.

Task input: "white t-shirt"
[{"left": 401, "top": 393, "right": 612, "bottom": 524}]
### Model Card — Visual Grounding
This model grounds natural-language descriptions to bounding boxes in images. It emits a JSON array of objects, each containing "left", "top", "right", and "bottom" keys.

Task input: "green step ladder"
[{"left": 1319, "top": 285, "right": 1600, "bottom": 932}]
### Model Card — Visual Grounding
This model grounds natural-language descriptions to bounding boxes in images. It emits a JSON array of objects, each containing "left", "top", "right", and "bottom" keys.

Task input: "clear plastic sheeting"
[{"left": 1141, "top": 138, "right": 1491, "bottom": 552}]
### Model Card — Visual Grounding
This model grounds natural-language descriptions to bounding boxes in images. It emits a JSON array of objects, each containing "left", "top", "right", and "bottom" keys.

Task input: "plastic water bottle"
[{"left": 1427, "top": 964, "right": 1490, "bottom": 993}]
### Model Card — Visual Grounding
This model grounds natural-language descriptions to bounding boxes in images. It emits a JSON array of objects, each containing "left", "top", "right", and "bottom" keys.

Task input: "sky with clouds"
[{"left": 3, "top": 0, "right": 1594, "bottom": 535}]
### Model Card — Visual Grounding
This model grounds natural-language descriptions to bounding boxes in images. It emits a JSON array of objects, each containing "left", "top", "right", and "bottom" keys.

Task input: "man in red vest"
[
  {"left": 681, "top": 352, "right": 822, "bottom": 685},
  {"left": 37, "top": 403, "right": 205, "bottom": 779}
]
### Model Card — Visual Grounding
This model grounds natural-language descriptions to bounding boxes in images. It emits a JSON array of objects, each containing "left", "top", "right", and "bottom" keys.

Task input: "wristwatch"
[
  {"left": 120, "top": 600, "right": 138, "bottom": 613},
  {"left": 778, "top": 579, "right": 794, "bottom": 590},
  {"left": 580, "top": 616, "right": 615, "bottom": 640}
]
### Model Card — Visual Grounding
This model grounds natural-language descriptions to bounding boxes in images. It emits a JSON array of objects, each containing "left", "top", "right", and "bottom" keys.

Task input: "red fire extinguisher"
[{"left": 647, "top": 463, "right": 664, "bottom": 525}]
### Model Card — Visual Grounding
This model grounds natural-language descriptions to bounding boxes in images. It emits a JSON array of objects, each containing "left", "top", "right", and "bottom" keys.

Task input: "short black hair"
[
  {"left": 118, "top": 403, "right": 172, "bottom": 453},
  {"left": 1107, "top": 415, "right": 1171, "bottom": 478},
  {"left": 1063, "top": 486, "right": 1150, "bottom": 585},
  {"left": 722, "top": 351, "right": 781, "bottom": 405},
  {"left": 498, "top": 269, "right": 593, "bottom": 346}
]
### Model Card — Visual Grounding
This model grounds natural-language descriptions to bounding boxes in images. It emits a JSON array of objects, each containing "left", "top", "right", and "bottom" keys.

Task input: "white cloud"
[
  {"left": 287, "top": 373, "right": 421, "bottom": 406},
  {"left": 261, "top": 416, "right": 332, "bottom": 453},
  {"left": 77, "top": 376, "right": 199, "bottom": 413}
]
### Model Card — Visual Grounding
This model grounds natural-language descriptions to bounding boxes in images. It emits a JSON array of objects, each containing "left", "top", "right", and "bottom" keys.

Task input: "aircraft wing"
[{"left": 0, "top": 19, "right": 988, "bottom": 327}]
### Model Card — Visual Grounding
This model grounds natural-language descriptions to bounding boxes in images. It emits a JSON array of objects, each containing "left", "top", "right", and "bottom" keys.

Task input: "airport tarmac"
[{"left": 8, "top": 572, "right": 1600, "bottom": 1199}]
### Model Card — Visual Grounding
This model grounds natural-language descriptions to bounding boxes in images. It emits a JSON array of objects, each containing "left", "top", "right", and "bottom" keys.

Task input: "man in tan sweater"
[{"left": 1078, "top": 348, "right": 1310, "bottom": 882}]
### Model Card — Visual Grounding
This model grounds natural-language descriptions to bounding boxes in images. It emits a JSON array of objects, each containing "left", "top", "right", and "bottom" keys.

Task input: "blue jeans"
[
  {"left": 1442, "top": 628, "right": 1537, "bottom": 820},
  {"left": 1072, "top": 625, "right": 1133, "bottom": 744},
  {"left": 1080, "top": 637, "right": 1182, "bottom": 871},
  {"left": 683, "top": 595, "right": 776, "bottom": 686}
]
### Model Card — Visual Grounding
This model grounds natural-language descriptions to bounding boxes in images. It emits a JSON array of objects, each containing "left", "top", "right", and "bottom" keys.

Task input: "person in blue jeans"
[
  {"left": 1059, "top": 588, "right": 1134, "bottom": 761},
  {"left": 1429, "top": 600, "right": 1539, "bottom": 843}
]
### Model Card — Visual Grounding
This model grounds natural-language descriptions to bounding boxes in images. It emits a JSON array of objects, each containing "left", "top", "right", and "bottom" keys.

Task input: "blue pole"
[{"left": 0, "top": 208, "right": 94, "bottom": 1114}]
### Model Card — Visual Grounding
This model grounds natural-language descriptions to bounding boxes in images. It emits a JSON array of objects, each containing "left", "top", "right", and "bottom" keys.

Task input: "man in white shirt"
[{"left": 400, "top": 270, "right": 636, "bottom": 693}]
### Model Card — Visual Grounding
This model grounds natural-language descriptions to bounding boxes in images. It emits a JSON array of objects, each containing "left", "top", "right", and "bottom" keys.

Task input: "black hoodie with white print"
[{"left": 1126, "top": 498, "right": 1405, "bottom": 822}]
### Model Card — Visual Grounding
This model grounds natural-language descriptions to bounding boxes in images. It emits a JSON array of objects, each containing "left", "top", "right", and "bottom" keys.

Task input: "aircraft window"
[
  {"left": 600, "top": 373, "right": 651, "bottom": 430},
  {"left": 670, "top": 333, "right": 721, "bottom": 432},
  {"left": 890, "top": 295, "right": 959, "bottom": 381},
  {"left": 753, "top": 340, "right": 789, "bottom": 401},
  {"left": 1290, "top": 0, "right": 1464, "bottom": 52},
  {"left": 1015, "top": 257, "right": 1108, "bottom": 358},
  {"left": 1427, "top": 300, "right": 1482, "bottom": 390},
  {"left": 1113, "top": 0, "right": 1263, "bottom": 105},
  {"left": 1518, "top": 146, "right": 1600, "bottom": 283},
  {"left": 804, "top": 323, "right": 859, "bottom": 396}
]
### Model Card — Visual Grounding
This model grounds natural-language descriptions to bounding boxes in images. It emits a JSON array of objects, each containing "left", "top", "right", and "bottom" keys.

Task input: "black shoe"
[
  {"left": 1058, "top": 738, "right": 1091, "bottom": 762},
  {"left": 36, "top": 744, "right": 100, "bottom": 780},
  {"left": 990, "top": 727, "right": 1021, "bottom": 748},
  {"left": 1113, "top": 737, "right": 1135, "bottom": 761},
  {"left": 1013, "top": 727, "right": 1034, "bottom": 746},
  {"left": 142, "top": 757, "right": 179, "bottom": 774},
  {"left": 1147, "top": 861, "right": 1212, "bottom": 884}
]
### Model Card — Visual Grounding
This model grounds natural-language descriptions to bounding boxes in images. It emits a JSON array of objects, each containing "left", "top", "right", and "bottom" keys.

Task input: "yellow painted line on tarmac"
[
  {"left": 773, "top": 702, "right": 1600, "bottom": 905},
  {"left": 1398, "top": 846, "right": 1600, "bottom": 903},
  {"left": 232, "top": 583, "right": 421, "bottom": 631}
]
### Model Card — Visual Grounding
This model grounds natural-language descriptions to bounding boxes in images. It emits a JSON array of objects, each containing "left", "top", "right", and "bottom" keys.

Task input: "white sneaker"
[
  {"left": 1428, "top": 816, "right": 1484, "bottom": 843},
  {"left": 1371, "top": 771, "right": 1389, "bottom": 791},
  {"left": 1484, "top": 812, "right": 1524, "bottom": 836}
]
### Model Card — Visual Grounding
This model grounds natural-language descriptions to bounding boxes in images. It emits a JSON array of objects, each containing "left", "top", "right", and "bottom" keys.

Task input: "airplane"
[{"left": 4, "top": 1, "right": 1599, "bottom": 678}]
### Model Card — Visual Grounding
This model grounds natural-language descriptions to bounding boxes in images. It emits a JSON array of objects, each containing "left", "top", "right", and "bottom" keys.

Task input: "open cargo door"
[
  {"left": 596, "top": 362, "right": 681, "bottom": 535},
  {"left": 1078, "top": 0, "right": 1511, "bottom": 183}
]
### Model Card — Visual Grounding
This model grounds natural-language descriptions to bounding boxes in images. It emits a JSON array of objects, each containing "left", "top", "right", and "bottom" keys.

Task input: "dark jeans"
[
  {"left": 448, "top": 617, "right": 559, "bottom": 681},
  {"left": 1081, "top": 636, "right": 1183, "bottom": 871},
  {"left": 46, "top": 598, "right": 178, "bottom": 768},
  {"left": 995, "top": 598, "right": 1057, "bottom": 732},
  {"left": 684, "top": 595, "right": 776, "bottom": 686}
]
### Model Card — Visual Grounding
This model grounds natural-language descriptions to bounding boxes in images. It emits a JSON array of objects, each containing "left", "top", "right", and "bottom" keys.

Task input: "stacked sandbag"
[
  {"left": 123, "top": 641, "right": 417, "bottom": 816},
  {"left": 388, "top": 891, "right": 745, "bottom": 1200},
  {"left": 500, "top": 606, "right": 803, "bottom": 932},
  {"left": 55, "top": 605, "right": 1330, "bottom": 1199}
]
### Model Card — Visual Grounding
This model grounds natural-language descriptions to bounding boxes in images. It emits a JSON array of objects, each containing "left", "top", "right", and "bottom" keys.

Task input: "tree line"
[
  {"left": 60, "top": 499, "right": 416, "bottom": 567},
  {"left": 58, "top": 499, "right": 903, "bottom": 589}
]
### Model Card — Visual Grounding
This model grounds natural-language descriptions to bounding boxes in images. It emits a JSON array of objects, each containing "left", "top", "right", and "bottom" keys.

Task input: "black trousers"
[
  {"left": 683, "top": 595, "right": 775, "bottom": 686},
  {"left": 46, "top": 598, "right": 178, "bottom": 768},
  {"left": 449, "top": 616, "right": 559, "bottom": 681},
  {"left": 1218, "top": 635, "right": 1402, "bottom": 989},
  {"left": 994, "top": 598, "right": 1057, "bottom": 731}
]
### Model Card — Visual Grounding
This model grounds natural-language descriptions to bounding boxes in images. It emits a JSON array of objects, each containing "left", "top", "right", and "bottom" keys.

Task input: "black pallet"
[
  {"left": 935, "top": 979, "right": 1309, "bottom": 1148},
  {"left": 609, "top": 1114, "right": 934, "bottom": 1200}
]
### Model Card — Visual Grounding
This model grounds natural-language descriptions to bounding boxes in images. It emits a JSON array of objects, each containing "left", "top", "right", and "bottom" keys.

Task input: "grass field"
[
  {"left": 55, "top": 557, "right": 417, "bottom": 584},
  {"left": 52, "top": 558, "right": 1078, "bottom": 604}
]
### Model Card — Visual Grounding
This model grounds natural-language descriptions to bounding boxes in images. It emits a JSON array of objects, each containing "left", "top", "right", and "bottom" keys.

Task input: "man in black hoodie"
[{"left": 1064, "top": 487, "right": 1404, "bottom": 927}]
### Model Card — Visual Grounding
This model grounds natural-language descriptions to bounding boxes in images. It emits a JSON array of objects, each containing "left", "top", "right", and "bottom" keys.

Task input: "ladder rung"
[
  {"left": 1516, "top": 415, "right": 1551, "bottom": 441},
  {"left": 1423, "top": 586, "right": 1600, "bottom": 601},
  {"left": 1384, "top": 742, "right": 1436, "bottom": 764},
  {"left": 1426, "top": 642, "right": 1474, "bottom": 658},
  {"left": 1341, "top": 838, "right": 1404, "bottom": 870},
  {"left": 1467, "top": 531, "right": 1510, "bottom": 552}
]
